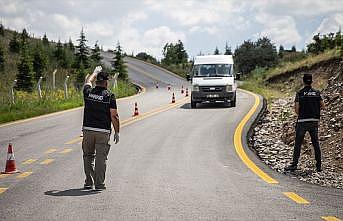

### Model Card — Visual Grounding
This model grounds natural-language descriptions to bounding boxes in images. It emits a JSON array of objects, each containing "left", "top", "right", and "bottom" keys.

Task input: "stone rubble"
[{"left": 249, "top": 73, "right": 343, "bottom": 189}]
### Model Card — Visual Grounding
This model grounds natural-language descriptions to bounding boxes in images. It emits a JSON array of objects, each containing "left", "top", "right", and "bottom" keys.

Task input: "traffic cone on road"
[
  {"left": 2, "top": 143, "right": 20, "bottom": 174},
  {"left": 181, "top": 85, "right": 184, "bottom": 94},
  {"left": 132, "top": 102, "right": 139, "bottom": 116},
  {"left": 185, "top": 88, "right": 189, "bottom": 97},
  {"left": 155, "top": 82, "right": 159, "bottom": 89},
  {"left": 171, "top": 93, "right": 176, "bottom": 103}
]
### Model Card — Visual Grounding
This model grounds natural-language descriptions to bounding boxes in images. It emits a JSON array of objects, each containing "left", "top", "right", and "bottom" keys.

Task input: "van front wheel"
[{"left": 191, "top": 100, "right": 196, "bottom": 109}]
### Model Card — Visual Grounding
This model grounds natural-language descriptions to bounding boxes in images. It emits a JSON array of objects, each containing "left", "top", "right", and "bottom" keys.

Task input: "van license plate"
[{"left": 207, "top": 94, "right": 219, "bottom": 98}]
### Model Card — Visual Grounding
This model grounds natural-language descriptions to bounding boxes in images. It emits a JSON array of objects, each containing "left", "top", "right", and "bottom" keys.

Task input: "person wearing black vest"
[
  {"left": 82, "top": 66, "right": 120, "bottom": 191},
  {"left": 285, "top": 73, "right": 324, "bottom": 172}
]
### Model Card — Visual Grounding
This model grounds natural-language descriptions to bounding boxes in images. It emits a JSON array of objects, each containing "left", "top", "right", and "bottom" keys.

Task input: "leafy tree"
[
  {"left": 91, "top": 41, "right": 102, "bottom": 65},
  {"left": 279, "top": 45, "right": 284, "bottom": 58},
  {"left": 16, "top": 41, "right": 33, "bottom": 91},
  {"left": 20, "top": 28, "right": 29, "bottom": 47},
  {"left": 0, "top": 23, "right": 4, "bottom": 36},
  {"left": 291, "top": 45, "right": 296, "bottom": 52},
  {"left": 224, "top": 42, "right": 232, "bottom": 55},
  {"left": 162, "top": 40, "right": 188, "bottom": 65},
  {"left": 0, "top": 45, "right": 5, "bottom": 71},
  {"left": 54, "top": 40, "right": 64, "bottom": 61},
  {"left": 214, "top": 47, "right": 220, "bottom": 55},
  {"left": 76, "top": 62, "right": 87, "bottom": 88},
  {"left": 9, "top": 32, "right": 20, "bottom": 53},
  {"left": 113, "top": 42, "right": 128, "bottom": 80},
  {"left": 307, "top": 33, "right": 324, "bottom": 54},
  {"left": 42, "top": 33, "right": 49, "bottom": 46},
  {"left": 32, "top": 45, "right": 48, "bottom": 81},
  {"left": 234, "top": 40, "right": 255, "bottom": 74},
  {"left": 136, "top": 52, "right": 157, "bottom": 63},
  {"left": 74, "top": 28, "right": 90, "bottom": 69}
]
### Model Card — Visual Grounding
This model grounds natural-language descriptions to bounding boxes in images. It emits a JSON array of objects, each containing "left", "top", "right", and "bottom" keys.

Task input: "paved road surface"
[{"left": 0, "top": 57, "right": 341, "bottom": 220}]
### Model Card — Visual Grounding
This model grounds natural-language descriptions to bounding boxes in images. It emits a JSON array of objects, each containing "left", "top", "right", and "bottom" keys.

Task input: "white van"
[{"left": 187, "top": 55, "right": 237, "bottom": 108}]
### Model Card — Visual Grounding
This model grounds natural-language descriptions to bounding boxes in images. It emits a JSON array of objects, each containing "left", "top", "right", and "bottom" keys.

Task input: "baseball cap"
[
  {"left": 303, "top": 73, "right": 312, "bottom": 84},
  {"left": 96, "top": 71, "right": 109, "bottom": 81}
]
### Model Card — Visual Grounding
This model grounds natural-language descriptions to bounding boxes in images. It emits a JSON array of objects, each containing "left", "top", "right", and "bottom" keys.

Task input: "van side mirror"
[
  {"left": 235, "top": 73, "right": 241, "bottom": 80},
  {"left": 186, "top": 74, "right": 191, "bottom": 81}
]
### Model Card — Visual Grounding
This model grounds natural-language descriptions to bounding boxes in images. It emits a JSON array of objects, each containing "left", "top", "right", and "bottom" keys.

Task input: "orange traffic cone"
[
  {"left": 171, "top": 93, "right": 176, "bottom": 103},
  {"left": 133, "top": 102, "right": 139, "bottom": 116},
  {"left": 181, "top": 85, "right": 184, "bottom": 94},
  {"left": 185, "top": 88, "right": 189, "bottom": 97},
  {"left": 2, "top": 143, "right": 20, "bottom": 174}
]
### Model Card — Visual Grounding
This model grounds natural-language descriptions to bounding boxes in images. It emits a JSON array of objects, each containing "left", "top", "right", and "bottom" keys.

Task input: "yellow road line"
[
  {"left": 283, "top": 192, "right": 310, "bottom": 204},
  {"left": 70, "top": 96, "right": 190, "bottom": 145},
  {"left": 17, "top": 171, "right": 33, "bottom": 178},
  {"left": 233, "top": 90, "right": 278, "bottom": 184},
  {"left": 22, "top": 159, "right": 37, "bottom": 165},
  {"left": 0, "top": 188, "right": 8, "bottom": 194},
  {"left": 322, "top": 216, "right": 342, "bottom": 221},
  {"left": 0, "top": 174, "right": 10, "bottom": 179},
  {"left": 45, "top": 148, "right": 57, "bottom": 154},
  {"left": 60, "top": 148, "right": 72, "bottom": 154},
  {"left": 40, "top": 159, "right": 54, "bottom": 165}
]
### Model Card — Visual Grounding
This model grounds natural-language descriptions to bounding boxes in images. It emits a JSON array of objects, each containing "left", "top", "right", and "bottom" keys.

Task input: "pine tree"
[
  {"left": 214, "top": 47, "right": 220, "bottom": 55},
  {"left": 68, "top": 37, "right": 74, "bottom": 51},
  {"left": 42, "top": 33, "right": 49, "bottom": 46},
  {"left": 9, "top": 32, "right": 20, "bottom": 53},
  {"left": 54, "top": 40, "right": 64, "bottom": 62},
  {"left": 91, "top": 41, "right": 102, "bottom": 65},
  {"left": 74, "top": 28, "right": 90, "bottom": 69},
  {"left": 279, "top": 45, "right": 284, "bottom": 58},
  {"left": 291, "top": 45, "right": 296, "bottom": 52},
  {"left": 16, "top": 41, "right": 33, "bottom": 91},
  {"left": 20, "top": 28, "right": 29, "bottom": 47},
  {"left": 113, "top": 42, "right": 128, "bottom": 80},
  {"left": 0, "top": 23, "right": 4, "bottom": 36},
  {"left": 0, "top": 45, "right": 5, "bottom": 71},
  {"left": 76, "top": 62, "right": 86, "bottom": 88},
  {"left": 32, "top": 45, "right": 48, "bottom": 81},
  {"left": 224, "top": 42, "right": 232, "bottom": 55}
]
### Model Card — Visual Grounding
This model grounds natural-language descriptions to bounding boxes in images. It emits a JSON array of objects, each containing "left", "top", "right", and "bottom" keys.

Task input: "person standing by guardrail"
[
  {"left": 285, "top": 73, "right": 324, "bottom": 172},
  {"left": 82, "top": 66, "right": 120, "bottom": 191}
]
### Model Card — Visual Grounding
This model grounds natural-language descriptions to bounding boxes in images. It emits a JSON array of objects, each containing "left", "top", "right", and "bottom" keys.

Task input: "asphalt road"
[{"left": 0, "top": 57, "right": 341, "bottom": 221}]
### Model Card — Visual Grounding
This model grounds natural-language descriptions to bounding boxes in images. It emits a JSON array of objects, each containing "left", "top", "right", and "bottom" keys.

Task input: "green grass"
[
  {"left": 240, "top": 49, "right": 341, "bottom": 101},
  {"left": 0, "top": 80, "right": 137, "bottom": 124}
]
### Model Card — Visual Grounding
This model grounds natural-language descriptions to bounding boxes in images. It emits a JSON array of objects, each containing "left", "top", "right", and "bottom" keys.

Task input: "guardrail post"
[
  {"left": 64, "top": 75, "right": 70, "bottom": 99},
  {"left": 37, "top": 76, "right": 43, "bottom": 99},
  {"left": 10, "top": 79, "right": 17, "bottom": 104},
  {"left": 112, "top": 73, "right": 119, "bottom": 90},
  {"left": 52, "top": 69, "right": 57, "bottom": 90}
]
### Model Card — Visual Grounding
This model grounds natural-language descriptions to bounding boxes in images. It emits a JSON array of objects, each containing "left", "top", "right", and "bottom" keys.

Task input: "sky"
[{"left": 1, "top": 0, "right": 343, "bottom": 59}]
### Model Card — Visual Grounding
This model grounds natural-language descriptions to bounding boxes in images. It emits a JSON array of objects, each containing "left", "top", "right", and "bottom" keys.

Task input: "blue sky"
[{"left": 1, "top": 0, "right": 343, "bottom": 59}]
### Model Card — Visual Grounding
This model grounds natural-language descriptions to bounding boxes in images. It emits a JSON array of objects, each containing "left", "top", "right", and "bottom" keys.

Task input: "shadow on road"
[
  {"left": 44, "top": 188, "right": 99, "bottom": 197},
  {"left": 180, "top": 103, "right": 232, "bottom": 109}
]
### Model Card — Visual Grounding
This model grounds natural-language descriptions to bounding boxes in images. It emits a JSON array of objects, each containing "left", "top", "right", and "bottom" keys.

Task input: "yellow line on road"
[
  {"left": 0, "top": 174, "right": 10, "bottom": 179},
  {"left": 60, "top": 148, "right": 72, "bottom": 154},
  {"left": 17, "top": 171, "right": 33, "bottom": 178},
  {"left": 40, "top": 159, "right": 54, "bottom": 165},
  {"left": 0, "top": 188, "right": 8, "bottom": 194},
  {"left": 322, "top": 216, "right": 342, "bottom": 221},
  {"left": 22, "top": 159, "right": 37, "bottom": 165},
  {"left": 283, "top": 192, "right": 310, "bottom": 204},
  {"left": 45, "top": 148, "right": 58, "bottom": 154},
  {"left": 233, "top": 90, "right": 278, "bottom": 184},
  {"left": 69, "top": 96, "right": 190, "bottom": 145}
]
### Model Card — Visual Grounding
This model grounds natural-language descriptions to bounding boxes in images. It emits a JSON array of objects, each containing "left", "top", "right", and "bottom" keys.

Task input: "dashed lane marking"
[
  {"left": 233, "top": 90, "right": 278, "bottom": 184},
  {"left": 0, "top": 188, "right": 8, "bottom": 194},
  {"left": 22, "top": 159, "right": 37, "bottom": 165},
  {"left": 283, "top": 192, "right": 310, "bottom": 204},
  {"left": 60, "top": 148, "right": 72, "bottom": 154},
  {"left": 16, "top": 171, "right": 33, "bottom": 178},
  {"left": 0, "top": 174, "right": 10, "bottom": 179},
  {"left": 40, "top": 159, "right": 54, "bottom": 165},
  {"left": 322, "top": 216, "right": 342, "bottom": 221},
  {"left": 45, "top": 148, "right": 57, "bottom": 154},
  {"left": 67, "top": 96, "right": 190, "bottom": 145}
]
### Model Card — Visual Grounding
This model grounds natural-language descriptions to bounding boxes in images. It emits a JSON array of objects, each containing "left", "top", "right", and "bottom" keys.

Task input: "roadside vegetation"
[{"left": 0, "top": 24, "right": 135, "bottom": 124}]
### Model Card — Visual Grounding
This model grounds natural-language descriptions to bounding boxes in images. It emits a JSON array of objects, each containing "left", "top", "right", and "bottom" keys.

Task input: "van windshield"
[{"left": 192, "top": 64, "right": 233, "bottom": 77}]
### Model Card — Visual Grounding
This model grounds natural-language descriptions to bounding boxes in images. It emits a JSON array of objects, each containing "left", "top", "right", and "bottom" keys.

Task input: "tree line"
[{"left": 0, "top": 25, "right": 128, "bottom": 92}]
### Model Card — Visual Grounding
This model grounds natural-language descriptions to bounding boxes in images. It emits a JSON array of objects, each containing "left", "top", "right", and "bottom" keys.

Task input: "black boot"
[
  {"left": 316, "top": 162, "right": 322, "bottom": 172},
  {"left": 285, "top": 163, "right": 297, "bottom": 172}
]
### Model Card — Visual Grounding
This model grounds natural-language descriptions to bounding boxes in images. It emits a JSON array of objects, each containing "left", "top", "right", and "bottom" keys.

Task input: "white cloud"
[
  {"left": 254, "top": 14, "right": 301, "bottom": 47},
  {"left": 315, "top": 13, "right": 343, "bottom": 34}
]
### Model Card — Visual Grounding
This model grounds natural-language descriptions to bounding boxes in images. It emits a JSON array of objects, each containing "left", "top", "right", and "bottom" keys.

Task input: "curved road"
[{"left": 0, "top": 57, "right": 341, "bottom": 220}]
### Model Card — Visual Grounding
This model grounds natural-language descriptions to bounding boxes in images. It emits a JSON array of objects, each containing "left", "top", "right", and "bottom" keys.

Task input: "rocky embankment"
[{"left": 249, "top": 62, "right": 343, "bottom": 189}]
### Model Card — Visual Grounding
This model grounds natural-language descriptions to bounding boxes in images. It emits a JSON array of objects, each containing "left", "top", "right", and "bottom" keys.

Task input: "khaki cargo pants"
[{"left": 82, "top": 130, "right": 110, "bottom": 188}]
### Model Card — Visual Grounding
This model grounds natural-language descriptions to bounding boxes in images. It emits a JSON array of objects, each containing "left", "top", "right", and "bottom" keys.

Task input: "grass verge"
[{"left": 0, "top": 80, "right": 137, "bottom": 124}]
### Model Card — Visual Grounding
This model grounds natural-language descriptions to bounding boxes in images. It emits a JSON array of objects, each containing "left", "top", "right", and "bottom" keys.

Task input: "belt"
[
  {"left": 82, "top": 126, "right": 111, "bottom": 134},
  {"left": 297, "top": 118, "right": 319, "bottom": 123}
]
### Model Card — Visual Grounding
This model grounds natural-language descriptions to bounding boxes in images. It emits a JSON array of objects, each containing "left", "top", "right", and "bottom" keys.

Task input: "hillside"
[{"left": 244, "top": 51, "right": 343, "bottom": 189}]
